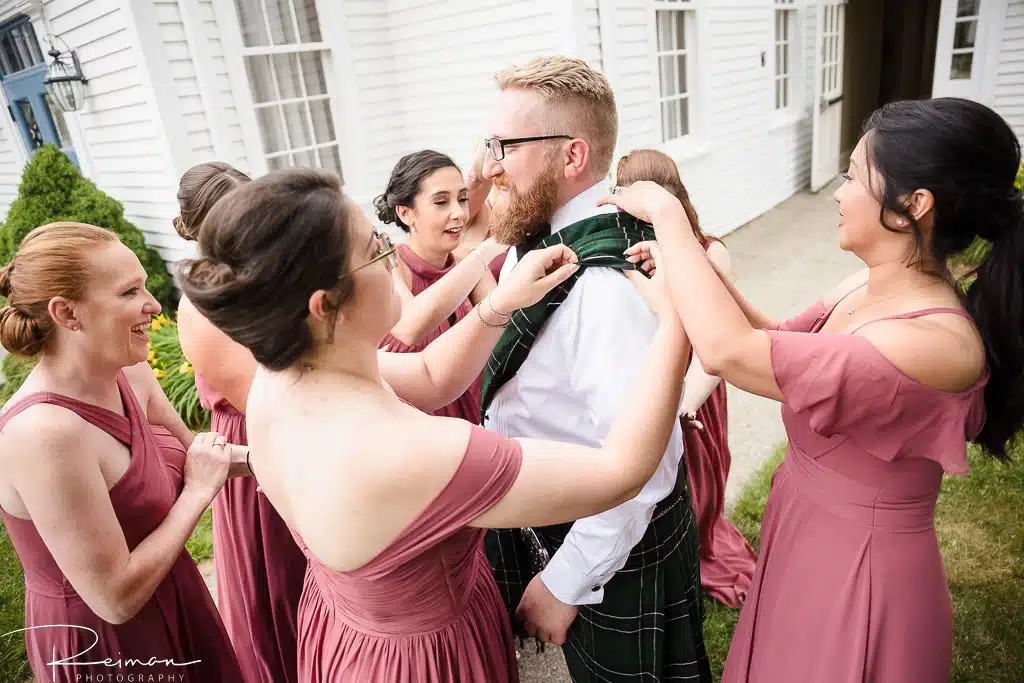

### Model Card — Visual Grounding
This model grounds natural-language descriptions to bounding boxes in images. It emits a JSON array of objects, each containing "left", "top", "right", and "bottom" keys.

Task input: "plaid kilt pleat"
[{"left": 484, "top": 494, "right": 712, "bottom": 682}]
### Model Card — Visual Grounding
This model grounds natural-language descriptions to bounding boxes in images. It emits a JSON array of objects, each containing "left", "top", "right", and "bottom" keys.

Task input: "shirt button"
[{"left": 591, "top": 585, "right": 601, "bottom": 592}]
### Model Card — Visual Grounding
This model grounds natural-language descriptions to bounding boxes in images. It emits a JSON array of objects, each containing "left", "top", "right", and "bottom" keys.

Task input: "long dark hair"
[
  {"left": 373, "top": 150, "right": 459, "bottom": 232},
  {"left": 863, "top": 97, "right": 1023, "bottom": 459}
]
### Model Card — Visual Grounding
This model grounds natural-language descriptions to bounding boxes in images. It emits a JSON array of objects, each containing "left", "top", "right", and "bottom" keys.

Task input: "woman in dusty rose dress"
[
  {"left": 174, "top": 162, "right": 306, "bottom": 683},
  {"left": 374, "top": 150, "right": 509, "bottom": 422},
  {"left": 616, "top": 149, "right": 757, "bottom": 608},
  {"left": 0, "top": 223, "right": 246, "bottom": 682},
  {"left": 179, "top": 168, "right": 691, "bottom": 682},
  {"left": 612, "top": 97, "right": 1024, "bottom": 682}
]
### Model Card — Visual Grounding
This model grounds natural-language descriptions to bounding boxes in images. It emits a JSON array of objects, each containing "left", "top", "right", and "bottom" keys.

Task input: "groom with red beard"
[{"left": 479, "top": 56, "right": 711, "bottom": 683}]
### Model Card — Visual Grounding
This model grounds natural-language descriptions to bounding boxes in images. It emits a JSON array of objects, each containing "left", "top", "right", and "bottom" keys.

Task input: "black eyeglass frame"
[{"left": 483, "top": 135, "right": 574, "bottom": 161}]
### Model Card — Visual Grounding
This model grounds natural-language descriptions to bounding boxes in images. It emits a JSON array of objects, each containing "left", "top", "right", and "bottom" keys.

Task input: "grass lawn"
[{"left": 1, "top": 442, "right": 1021, "bottom": 682}]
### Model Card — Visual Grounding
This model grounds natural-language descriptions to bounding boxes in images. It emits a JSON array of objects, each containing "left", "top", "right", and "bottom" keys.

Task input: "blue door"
[{"left": 0, "top": 16, "right": 78, "bottom": 166}]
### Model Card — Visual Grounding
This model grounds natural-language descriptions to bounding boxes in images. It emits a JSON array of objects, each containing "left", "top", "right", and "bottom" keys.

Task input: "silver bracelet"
[
  {"left": 485, "top": 293, "right": 512, "bottom": 319},
  {"left": 476, "top": 302, "right": 510, "bottom": 328}
]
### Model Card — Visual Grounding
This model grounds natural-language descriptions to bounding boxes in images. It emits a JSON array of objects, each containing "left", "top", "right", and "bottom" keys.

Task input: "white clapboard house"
[{"left": 0, "top": 0, "right": 1021, "bottom": 265}]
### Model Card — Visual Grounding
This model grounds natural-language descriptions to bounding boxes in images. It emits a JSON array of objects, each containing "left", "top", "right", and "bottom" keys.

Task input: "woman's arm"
[
  {"left": 2, "top": 412, "right": 228, "bottom": 624},
  {"left": 465, "top": 141, "right": 493, "bottom": 223},
  {"left": 381, "top": 244, "right": 579, "bottom": 411},
  {"left": 471, "top": 314, "right": 690, "bottom": 529},
  {"left": 177, "top": 295, "right": 256, "bottom": 413},
  {"left": 604, "top": 183, "right": 783, "bottom": 401},
  {"left": 387, "top": 241, "right": 505, "bottom": 347}
]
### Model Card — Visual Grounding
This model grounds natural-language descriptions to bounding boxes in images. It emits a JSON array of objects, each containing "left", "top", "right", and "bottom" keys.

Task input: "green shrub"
[{"left": 0, "top": 145, "right": 173, "bottom": 308}]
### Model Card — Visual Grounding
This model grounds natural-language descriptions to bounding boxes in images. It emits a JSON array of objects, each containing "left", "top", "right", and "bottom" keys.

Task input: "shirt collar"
[{"left": 550, "top": 179, "right": 617, "bottom": 235}]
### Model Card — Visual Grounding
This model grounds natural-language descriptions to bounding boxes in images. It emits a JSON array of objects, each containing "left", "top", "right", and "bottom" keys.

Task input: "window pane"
[
  {"left": 320, "top": 145, "right": 344, "bottom": 182},
  {"left": 660, "top": 101, "right": 674, "bottom": 142},
  {"left": 267, "top": 154, "right": 288, "bottom": 171},
  {"left": 676, "top": 54, "right": 688, "bottom": 95},
  {"left": 675, "top": 11, "right": 686, "bottom": 51},
  {"left": 950, "top": 52, "right": 974, "bottom": 80},
  {"left": 299, "top": 52, "right": 327, "bottom": 95},
  {"left": 953, "top": 20, "right": 977, "bottom": 49},
  {"left": 264, "top": 0, "right": 297, "bottom": 45},
  {"left": 11, "top": 26, "right": 39, "bottom": 68},
  {"left": 256, "top": 106, "right": 287, "bottom": 153},
  {"left": 293, "top": 148, "right": 316, "bottom": 168},
  {"left": 775, "top": 11, "right": 783, "bottom": 42},
  {"left": 235, "top": 0, "right": 269, "bottom": 47},
  {"left": 309, "top": 99, "right": 335, "bottom": 144},
  {"left": 775, "top": 79, "right": 782, "bottom": 109},
  {"left": 776, "top": 43, "right": 783, "bottom": 76},
  {"left": 678, "top": 98, "right": 690, "bottom": 137},
  {"left": 0, "top": 33, "right": 24, "bottom": 74},
  {"left": 782, "top": 77, "right": 789, "bottom": 108},
  {"left": 245, "top": 55, "right": 275, "bottom": 103},
  {"left": 956, "top": 0, "right": 980, "bottom": 17},
  {"left": 659, "top": 55, "right": 676, "bottom": 97},
  {"left": 783, "top": 41, "right": 789, "bottom": 75},
  {"left": 282, "top": 102, "right": 312, "bottom": 148},
  {"left": 16, "top": 99, "right": 43, "bottom": 149},
  {"left": 656, "top": 11, "right": 672, "bottom": 51},
  {"left": 43, "top": 93, "right": 71, "bottom": 147},
  {"left": 272, "top": 54, "right": 302, "bottom": 100},
  {"left": 293, "top": 0, "right": 322, "bottom": 42}
]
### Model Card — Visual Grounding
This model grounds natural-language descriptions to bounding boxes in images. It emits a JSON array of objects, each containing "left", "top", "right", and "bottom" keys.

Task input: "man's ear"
[{"left": 563, "top": 139, "right": 591, "bottom": 180}]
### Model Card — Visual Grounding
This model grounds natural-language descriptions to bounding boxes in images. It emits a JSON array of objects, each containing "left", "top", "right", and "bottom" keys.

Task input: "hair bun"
[
  {"left": 0, "top": 304, "right": 47, "bottom": 357},
  {"left": 976, "top": 186, "right": 1023, "bottom": 243},
  {"left": 373, "top": 192, "right": 398, "bottom": 226},
  {"left": 184, "top": 257, "right": 236, "bottom": 290}
]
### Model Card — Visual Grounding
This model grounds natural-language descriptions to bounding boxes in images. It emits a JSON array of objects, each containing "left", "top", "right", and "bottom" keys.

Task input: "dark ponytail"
[
  {"left": 373, "top": 150, "right": 459, "bottom": 232},
  {"left": 864, "top": 98, "right": 1024, "bottom": 459}
]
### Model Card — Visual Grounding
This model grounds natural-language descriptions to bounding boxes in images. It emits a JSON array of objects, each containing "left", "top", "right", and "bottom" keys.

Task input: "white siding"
[
  {"left": 582, "top": 0, "right": 603, "bottom": 72},
  {"left": 0, "top": 107, "right": 23, "bottom": 216},
  {"left": 611, "top": 2, "right": 816, "bottom": 238},
  {"left": 153, "top": 0, "right": 213, "bottom": 159},
  {"left": 994, "top": 0, "right": 1024, "bottom": 139},
  {"left": 345, "top": 0, "right": 563, "bottom": 202},
  {"left": 43, "top": 0, "right": 188, "bottom": 261}
]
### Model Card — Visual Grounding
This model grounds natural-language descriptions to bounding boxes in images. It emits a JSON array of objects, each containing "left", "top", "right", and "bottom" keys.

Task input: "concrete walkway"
[{"left": 198, "top": 179, "right": 861, "bottom": 683}]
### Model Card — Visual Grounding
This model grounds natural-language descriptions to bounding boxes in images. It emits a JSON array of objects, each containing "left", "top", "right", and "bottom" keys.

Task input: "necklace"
[{"left": 846, "top": 280, "right": 944, "bottom": 316}]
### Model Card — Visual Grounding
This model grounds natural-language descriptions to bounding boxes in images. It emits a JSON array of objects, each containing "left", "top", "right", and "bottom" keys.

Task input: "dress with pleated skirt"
[
  {"left": 722, "top": 301, "right": 987, "bottom": 683},
  {"left": 291, "top": 426, "right": 522, "bottom": 682},
  {"left": 682, "top": 381, "right": 757, "bottom": 608},
  {"left": 0, "top": 373, "right": 243, "bottom": 683},
  {"left": 196, "top": 374, "right": 306, "bottom": 683}
]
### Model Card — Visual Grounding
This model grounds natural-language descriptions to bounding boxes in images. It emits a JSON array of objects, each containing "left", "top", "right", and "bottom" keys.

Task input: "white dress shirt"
[{"left": 485, "top": 179, "right": 686, "bottom": 606}]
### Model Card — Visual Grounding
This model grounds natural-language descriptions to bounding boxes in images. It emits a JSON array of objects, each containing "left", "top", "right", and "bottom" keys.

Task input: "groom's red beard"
[{"left": 488, "top": 162, "right": 561, "bottom": 247}]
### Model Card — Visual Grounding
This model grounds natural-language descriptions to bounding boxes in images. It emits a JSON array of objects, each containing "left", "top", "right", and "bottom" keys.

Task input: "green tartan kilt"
[{"left": 484, "top": 494, "right": 712, "bottom": 682}]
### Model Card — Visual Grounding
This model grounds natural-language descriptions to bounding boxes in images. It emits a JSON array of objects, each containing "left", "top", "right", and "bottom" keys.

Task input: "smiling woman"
[
  {"left": 0, "top": 222, "right": 245, "bottom": 682},
  {"left": 373, "top": 150, "right": 508, "bottom": 424}
]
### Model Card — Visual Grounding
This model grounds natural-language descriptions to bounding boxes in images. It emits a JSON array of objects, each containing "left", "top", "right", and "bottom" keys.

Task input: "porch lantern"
[{"left": 43, "top": 45, "right": 88, "bottom": 113}]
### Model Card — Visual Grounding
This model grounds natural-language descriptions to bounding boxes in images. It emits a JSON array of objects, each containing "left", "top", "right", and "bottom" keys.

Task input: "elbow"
[
  {"left": 695, "top": 338, "right": 741, "bottom": 378},
  {"left": 89, "top": 592, "right": 142, "bottom": 625}
]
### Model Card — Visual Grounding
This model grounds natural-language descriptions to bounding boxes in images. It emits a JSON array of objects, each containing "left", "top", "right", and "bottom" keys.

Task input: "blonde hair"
[
  {"left": 0, "top": 222, "right": 118, "bottom": 357},
  {"left": 615, "top": 149, "right": 715, "bottom": 246},
  {"left": 496, "top": 56, "right": 618, "bottom": 177}
]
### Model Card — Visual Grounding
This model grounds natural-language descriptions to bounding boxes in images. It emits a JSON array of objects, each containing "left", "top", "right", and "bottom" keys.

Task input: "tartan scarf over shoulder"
[{"left": 480, "top": 210, "right": 655, "bottom": 418}]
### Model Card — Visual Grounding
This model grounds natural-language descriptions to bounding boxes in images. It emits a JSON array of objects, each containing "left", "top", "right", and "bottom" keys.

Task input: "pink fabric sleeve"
[
  {"left": 775, "top": 301, "right": 828, "bottom": 332},
  {"left": 384, "top": 427, "right": 523, "bottom": 563},
  {"left": 767, "top": 330, "right": 970, "bottom": 472}
]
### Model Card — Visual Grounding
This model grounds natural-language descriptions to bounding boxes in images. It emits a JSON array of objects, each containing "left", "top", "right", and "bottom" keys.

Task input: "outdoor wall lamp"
[{"left": 42, "top": 35, "right": 88, "bottom": 113}]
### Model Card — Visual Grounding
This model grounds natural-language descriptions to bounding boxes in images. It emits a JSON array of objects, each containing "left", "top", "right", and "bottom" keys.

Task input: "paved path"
[{"left": 198, "top": 180, "right": 861, "bottom": 682}]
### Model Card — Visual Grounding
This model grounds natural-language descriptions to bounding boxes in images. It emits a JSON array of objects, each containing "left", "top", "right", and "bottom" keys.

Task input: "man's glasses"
[
  {"left": 484, "top": 135, "right": 573, "bottom": 161},
  {"left": 340, "top": 228, "right": 397, "bottom": 279}
]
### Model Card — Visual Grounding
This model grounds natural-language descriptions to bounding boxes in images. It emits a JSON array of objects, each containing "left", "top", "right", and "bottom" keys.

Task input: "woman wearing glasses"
[
  {"left": 179, "top": 168, "right": 692, "bottom": 682},
  {"left": 373, "top": 149, "right": 508, "bottom": 424}
]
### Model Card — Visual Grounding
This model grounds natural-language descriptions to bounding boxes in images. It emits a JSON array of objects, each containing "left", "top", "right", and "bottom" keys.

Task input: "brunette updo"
[
  {"left": 178, "top": 168, "right": 354, "bottom": 371},
  {"left": 0, "top": 222, "right": 118, "bottom": 357},
  {"left": 373, "top": 150, "right": 460, "bottom": 231},
  {"left": 174, "top": 162, "right": 251, "bottom": 241}
]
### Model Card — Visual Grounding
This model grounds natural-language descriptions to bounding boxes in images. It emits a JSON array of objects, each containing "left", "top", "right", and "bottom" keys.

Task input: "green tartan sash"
[{"left": 479, "top": 211, "right": 655, "bottom": 418}]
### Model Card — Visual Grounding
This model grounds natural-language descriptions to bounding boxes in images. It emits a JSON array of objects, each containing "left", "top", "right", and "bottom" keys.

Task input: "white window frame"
[
  {"left": 770, "top": 0, "right": 802, "bottom": 129},
  {"left": 222, "top": 0, "right": 345, "bottom": 180},
  {"left": 649, "top": 1, "right": 700, "bottom": 150}
]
